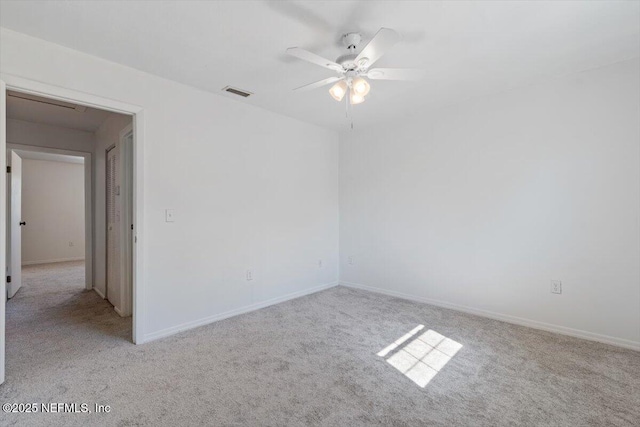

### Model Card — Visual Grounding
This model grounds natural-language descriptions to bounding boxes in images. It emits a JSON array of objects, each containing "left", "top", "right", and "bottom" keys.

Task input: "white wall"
[
  {"left": 21, "top": 158, "right": 85, "bottom": 265},
  {"left": 93, "top": 113, "right": 131, "bottom": 303},
  {"left": 340, "top": 58, "right": 640, "bottom": 348},
  {"left": 7, "top": 118, "right": 94, "bottom": 153},
  {"left": 0, "top": 28, "right": 340, "bottom": 341}
]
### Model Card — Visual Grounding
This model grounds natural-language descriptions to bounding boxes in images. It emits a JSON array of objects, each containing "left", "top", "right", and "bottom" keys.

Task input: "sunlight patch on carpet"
[{"left": 378, "top": 326, "right": 462, "bottom": 387}]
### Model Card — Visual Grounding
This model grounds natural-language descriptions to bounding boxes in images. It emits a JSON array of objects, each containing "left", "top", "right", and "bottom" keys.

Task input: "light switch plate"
[{"left": 165, "top": 209, "right": 175, "bottom": 222}]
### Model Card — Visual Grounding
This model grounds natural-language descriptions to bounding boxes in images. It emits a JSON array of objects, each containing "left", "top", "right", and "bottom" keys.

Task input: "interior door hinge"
[
  {"left": 6, "top": 276, "right": 11, "bottom": 283},
  {"left": 6, "top": 166, "right": 11, "bottom": 173}
]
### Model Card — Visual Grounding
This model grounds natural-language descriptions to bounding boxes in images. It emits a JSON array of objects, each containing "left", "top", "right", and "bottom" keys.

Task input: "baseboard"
[
  {"left": 93, "top": 287, "right": 105, "bottom": 299},
  {"left": 22, "top": 257, "right": 85, "bottom": 266},
  {"left": 144, "top": 281, "right": 339, "bottom": 343},
  {"left": 340, "top": 281, "right": 640, "bottom": 351},
  {"left": 92, "top": 288, "right": 129, "bottom": 316}
]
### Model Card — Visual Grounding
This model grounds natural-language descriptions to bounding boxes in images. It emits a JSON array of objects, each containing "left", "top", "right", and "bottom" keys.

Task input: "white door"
[
  {"left": 106, "top": 146, "right": 121, "bottom": 310},
  {"left": 8, "top": 151, "right": 23, "bottom": 298},
  {"left": 119, "top": 129, "right": 133, "bottom": 316}
]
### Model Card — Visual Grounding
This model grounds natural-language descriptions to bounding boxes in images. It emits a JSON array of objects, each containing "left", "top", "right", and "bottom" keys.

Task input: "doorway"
[
  {"left": 0, "top": 77, "right": 145, "bottom": 384},
  {"left": 4, "top": 89, "right": 134, "bottom": 308},
  {"left": 6, "top": 147, "right": 91, "bottom": 299}
]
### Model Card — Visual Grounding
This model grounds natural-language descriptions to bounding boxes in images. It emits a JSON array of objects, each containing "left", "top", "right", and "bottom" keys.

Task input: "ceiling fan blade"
[
  {"left": 294, "top": 76, "right": 343, "bottom": 91},
  {"left": 286, "top": 47, "right": 343, "bottom": 72},
  {"left": 355, "top": 28, "right": 401, "bottom": 68},
  {"left": 366, "top": 68, "right": 425, "bottom": 81}
]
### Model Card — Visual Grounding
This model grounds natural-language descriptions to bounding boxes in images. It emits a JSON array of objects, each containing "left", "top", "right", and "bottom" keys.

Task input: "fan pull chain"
[
  {"left": 349, "top": 95, "right": 354, "bottom": 130},
  {"left": 345, "top": 94, "right": 349, "bottom": 118},
  {"left": 350, "top": 100, "right": 353, "bottom": 130},
  {"left": 344, "top": 89, "right": 354, "bottom": 130}
]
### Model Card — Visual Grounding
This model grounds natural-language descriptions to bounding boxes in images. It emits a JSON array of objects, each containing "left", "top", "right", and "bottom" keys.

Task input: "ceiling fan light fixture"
[
  {"left": 350, "top": 89, "right": 365, "bottom": 105},
  {"left": 352, "top": 77, "right": 371, "bottom": 96},
  {"left": 286, "top": 27, "right": 423, "bottom": 123},
  {"left": 329, "top": 80, "right": 348, "bottom": 101}
]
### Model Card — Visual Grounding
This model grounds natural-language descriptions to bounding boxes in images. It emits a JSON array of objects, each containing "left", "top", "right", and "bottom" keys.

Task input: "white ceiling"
[
  {"left": 7, "top": 91, "right": 113, "bottom": 132},
  {"left": 1, "top": 1, "right": 638, "bottom": 132}
]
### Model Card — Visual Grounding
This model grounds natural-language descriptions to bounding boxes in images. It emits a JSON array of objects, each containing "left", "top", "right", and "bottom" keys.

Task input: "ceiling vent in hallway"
[
  {"left": 8, "top": 91, "right": 87, "bottom": 112},
  {"left": 222, "top": 86, "right": 253, "bottom": 98}
]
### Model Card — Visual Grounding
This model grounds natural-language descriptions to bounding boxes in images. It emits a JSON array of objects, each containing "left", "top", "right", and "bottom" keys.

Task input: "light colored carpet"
[{"left": 1, "top": 261, "right": 639, "bottom": 426}]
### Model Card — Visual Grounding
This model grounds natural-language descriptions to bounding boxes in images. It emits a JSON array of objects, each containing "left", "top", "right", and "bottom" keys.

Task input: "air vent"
[
  {"left": 8, "top": 91, "right": 87, "bottom": 112},
  {"left": 222, "top": 86, "right": 253, "bottom": 98}
]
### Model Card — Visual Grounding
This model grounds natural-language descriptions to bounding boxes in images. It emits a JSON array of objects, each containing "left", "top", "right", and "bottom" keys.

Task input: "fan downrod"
[{"left": 342, "top": 33, "right": 361, "bottom": 50}]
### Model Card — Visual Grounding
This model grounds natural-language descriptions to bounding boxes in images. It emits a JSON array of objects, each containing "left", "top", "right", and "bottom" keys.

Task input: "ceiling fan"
[{"left": 286, "top": 28, "right": 424, "bottom": 105}]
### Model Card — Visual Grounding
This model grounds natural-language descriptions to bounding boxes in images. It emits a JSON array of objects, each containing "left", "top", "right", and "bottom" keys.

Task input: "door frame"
[
  {"left": 7, "top": 145, "right": 93, "bottom": 290},
  {"left": 0, "top": 75, "right": 147, "bottom": 378}
]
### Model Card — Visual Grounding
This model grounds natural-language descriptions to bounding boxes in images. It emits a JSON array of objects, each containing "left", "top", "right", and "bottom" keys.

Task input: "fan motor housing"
[
  {"left": 338, "top": 33, "right": 366, "bottom": 71},
  {"left": 336, "top": 53, "right": 359, "bottom": 71}
]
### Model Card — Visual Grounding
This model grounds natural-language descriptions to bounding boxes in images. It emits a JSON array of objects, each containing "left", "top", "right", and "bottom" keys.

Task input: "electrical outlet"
[
  {"left": 246, "top": 269, "right": 253, "bottom": 281},
  {"left": 551, "top": 280, "right": 562, "bottom": 294},
  {"left": 318, "top": 259, "right": 323, "bottom": 268},
  {"left": 68, "top": 241, "right": 74, "bottom": 247},
  {"left": 348, "top": 256, "right": 355, "bottom": 265}
]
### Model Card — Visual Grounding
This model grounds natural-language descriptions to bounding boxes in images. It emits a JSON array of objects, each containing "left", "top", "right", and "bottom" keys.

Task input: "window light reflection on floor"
[{"left": 378, "top": 325, "right": 462, "bottom": 387}]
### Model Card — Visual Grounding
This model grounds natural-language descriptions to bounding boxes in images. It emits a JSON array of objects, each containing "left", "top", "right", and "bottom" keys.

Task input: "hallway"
[{"left": 5, "top": 261, "right": 131, "bottom": 384}]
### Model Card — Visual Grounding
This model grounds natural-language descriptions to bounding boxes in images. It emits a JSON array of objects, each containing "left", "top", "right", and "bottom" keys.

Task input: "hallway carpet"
[{"left": 1, "top": 262, "right": 639, "bottom": 426}]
